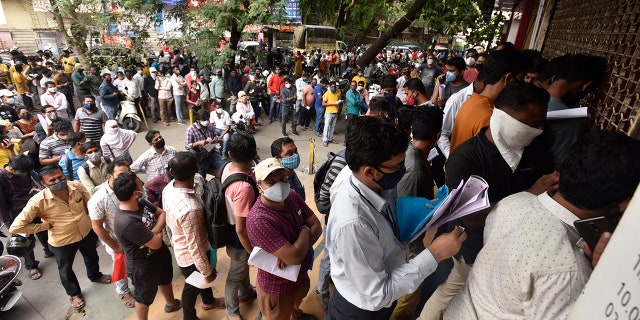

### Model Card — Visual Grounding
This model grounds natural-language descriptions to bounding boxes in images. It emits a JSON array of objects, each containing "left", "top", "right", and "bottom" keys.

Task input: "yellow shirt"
[
  {"left": 10, "top": 181, "right": 92, "bottom": 247},
  {"left": 323, "top": 89, "right": 342, "bottom": 114},
  {"left": 352, "top": 75, "right": 366, "bottom": 87},
  {"left": 0, "top": 64, "right": 9, "bottom": 84}
]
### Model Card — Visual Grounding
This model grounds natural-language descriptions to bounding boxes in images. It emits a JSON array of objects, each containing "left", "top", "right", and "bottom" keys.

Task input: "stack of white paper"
[{"left": 248, "top": 247, "right": 301, "bottom": 282}]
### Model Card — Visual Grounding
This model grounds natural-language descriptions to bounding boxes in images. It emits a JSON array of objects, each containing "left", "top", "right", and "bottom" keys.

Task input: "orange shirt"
[{"left": 450, "top": 93, "right": 493, "bottom": 152}]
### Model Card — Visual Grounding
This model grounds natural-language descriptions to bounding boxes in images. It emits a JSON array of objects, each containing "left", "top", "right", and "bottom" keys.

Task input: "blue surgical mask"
[
  {"left": 330, "top": 86, "right": 337, "bottom": 92},
  {"left": 6, "top": 97, "right": 15, "bottom": 105},
  {"left": 445, "top": 71, "right": 457, "bottom": 83},
  {"left": 281, "top": 153, "right": 300, "bottom": 169},
  {"left": 383, "top": 92, "right": 396, "bottom": 101}
]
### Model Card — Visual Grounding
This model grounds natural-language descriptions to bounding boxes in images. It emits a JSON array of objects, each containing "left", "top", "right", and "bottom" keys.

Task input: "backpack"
[
  {"left": 203, "top": 163, "right": 259, "bottom": 249},
  {"left": 80, "top": 157, "right": 111, "bottom": 184},
  {"left": 313, "top": 149, "right": 346, "bottom": 203},
  {"left": 62, "top": 154, "right": 111, "bottom": 182}
]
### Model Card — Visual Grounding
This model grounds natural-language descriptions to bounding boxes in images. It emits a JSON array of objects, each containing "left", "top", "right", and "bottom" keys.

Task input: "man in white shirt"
[
  {"left": 112, "top": 71, "right": 125, "bottom": 92},
  {"left": 122, "top": 69, "right": 141, "bottom": 113},
  {"left": 325, "top": 116, "right": 466, "bottom": 318},
  {"left": 209, "top": 100, "right": 232, "bottom": 157},
  {"left": 443, "top": 132, "right": 640, "bottom": 320},
  {"left": 437, "top": 80, "right": 483, "bottom": 159},
  {"left": 130, "top": 130, "right": 177, "bottom": 181},
  {"left": 170, "top": 66, "right": 186, "bottom": 124},
  {"left": 40, "top": 81, "right": 68, "bottom": 119}
]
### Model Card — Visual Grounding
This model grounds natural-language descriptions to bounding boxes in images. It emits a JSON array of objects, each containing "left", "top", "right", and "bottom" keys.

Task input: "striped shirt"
[
  {"left": 59, "top": 150, "right": 87, "bottom": 181},
  {"left": 163, "top": 181, "right": 213, "bottom": 276},
  {"left": 75, "top": 108, "right": 107, "bottom": 142},
  {"left": 39, "top": 135, "right": 69, "bottom": 159},
  {"left": 131, "top": 146, "right": 177, "bottom": 181}
]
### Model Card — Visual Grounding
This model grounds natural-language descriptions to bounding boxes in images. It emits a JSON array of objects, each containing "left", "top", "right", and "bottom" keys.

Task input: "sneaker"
[
  {"left": 292, "top": 131, "right": 300, "bottom": 136},
  {"left": 177, "top": 121, "right": 185, "bottom": 125},
  {"left": 315, "top": 290, "right": 330, "bottom": 310}
]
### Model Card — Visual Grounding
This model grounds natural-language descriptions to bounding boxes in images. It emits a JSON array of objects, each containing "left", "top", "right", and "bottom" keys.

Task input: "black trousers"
[
  {"left": 49, "top": 230, "right": 102, "bottom": 297},
  {"left": 327, "top": 288, "right": 396, "bottom": 320},
  {"left": 180, "top": 264, "right": 215, "bottom": 320}
]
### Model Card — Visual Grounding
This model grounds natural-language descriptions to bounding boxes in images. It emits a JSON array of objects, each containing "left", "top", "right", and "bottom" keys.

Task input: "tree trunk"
[
  {"left": 358, "top": 15, "right": 379, "bottom": 45},
  {"left": 335, "top": 0, "right": 348, "bottom": 30},
  {"left": 356, "top": 0, "right": 428, "bottom": 68},
  {"left": 49, "top": 0, "right": 89, "bottom": 65}
]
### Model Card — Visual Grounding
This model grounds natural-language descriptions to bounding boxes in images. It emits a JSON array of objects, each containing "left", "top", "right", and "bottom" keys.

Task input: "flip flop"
[
  {"left": 70, "top": 295, "right": 85, "bottom": 309},
  {"left": 29, "top": 268, "right": 42, "bottom": 280},
  {"left": 93, "top": 274, "right": 112, "bottom": 284},
  {"left": 164, "top": 299, "right": 182, "bottom": 313},
  {"left": 202, "top": 297, "right": 225, "bottom": 310}
]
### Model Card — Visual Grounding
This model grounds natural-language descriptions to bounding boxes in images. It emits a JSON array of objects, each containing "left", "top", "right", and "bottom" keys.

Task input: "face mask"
[
  {"left": 47, "top": 112, "right": 58, "bottom": 121},
  {"left": 83, "top": 103, "right": 96, "bottom": 110},
  {"left": 199, "top": 120, "right": 209, "bottom": 127},
  {"left": 465, "top": 57, "right": 476, "bottom": 66},
  {"left": 49, "top": 179, "right": 67, "bottom": 191},
  {"left": 285, "top": 83, "right": 291, "bottom": 89},
  {"left": 357, "top": 85, "right": 363, "bottom": 91},
  {"left": 154, "top": 138, "right": 165, "bottom": 149},
  {"left": 405, "top": 96, "right": 415, "bottom": 105},
  {"left": 383, "top": 92, "right": 396, "bottom": 101},
  {"left": 20, "top": 112, "right": 32, "bottom": 120},
  {"left": 489, "top": 107, "right": 543, "bottom": 172},
  {"left": 48, "top": 87, "right": 57, "bottom": 93},
  {"left": 374, "top": 168, "right": 406, "bottom": 190},
  {"left": 57, "top": 134, "right": 68, "bottom": 141},
  {"left": 215, "top": 108, "right": 223, "bottom": 114},
  {"left": 150, "top": 72, "right": 157, "bottom": 80},
  {"left": 427, "top": 59, "right": 434, "bottom": 65},
  {"left": 5, "top": 132, "right": 12, "bottom": 139},
  {"left": 281, "top": 153, "right": 300, "bottom": 169},
  {"left": 262, "top": 181, "right": 290, "bottom": 202},
  {"left": 87, "top": 151, "right": 102, "bottom": 162},
  {"left": 6, "top": 97, "right": 15, "bottom": 105},
  {"left": 190, "top": 71, "right": 196, "bottom": 77},
  {"left": 330, "top": 87, "right": 337, "bottom": 92},
  {"left": 275, "top": 70, "right": 281, "bottom": 74},
  {"left": 445, "top": 71, "right": 457, "bottom": 83},
  {"left": 311, "top": 82, "right": 317, "bottom": 87}
]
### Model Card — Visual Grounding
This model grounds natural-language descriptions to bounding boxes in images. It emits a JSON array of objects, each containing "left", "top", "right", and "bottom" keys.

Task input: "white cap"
[{"left": 238, "top": 91, "right": 247, "bottom": 98}]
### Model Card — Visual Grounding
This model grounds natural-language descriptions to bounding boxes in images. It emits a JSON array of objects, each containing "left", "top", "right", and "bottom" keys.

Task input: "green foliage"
[
  {"left": 465, "top": 12, "right": 506, "bottom": 48},
  {"left": 421, "top": 0, "right": 481, "bottom": 36}
]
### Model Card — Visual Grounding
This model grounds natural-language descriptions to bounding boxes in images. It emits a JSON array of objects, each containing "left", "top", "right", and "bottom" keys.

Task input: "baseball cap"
[{"left": 254, "top": 158, "right": 286, "bottom": 181}]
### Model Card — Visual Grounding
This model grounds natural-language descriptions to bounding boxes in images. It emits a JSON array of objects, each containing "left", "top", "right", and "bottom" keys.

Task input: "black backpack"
[
  {"left": 313, "top": 149, "right": 346, "bottom": 203},
  {"left": 203, "top": 163, "right": 259, "bottom": 249}
]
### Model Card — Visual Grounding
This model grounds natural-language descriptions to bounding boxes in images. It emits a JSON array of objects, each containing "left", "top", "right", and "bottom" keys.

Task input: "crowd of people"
[{"left": 0, "top": 40, "right": 639, "bottom": 320}]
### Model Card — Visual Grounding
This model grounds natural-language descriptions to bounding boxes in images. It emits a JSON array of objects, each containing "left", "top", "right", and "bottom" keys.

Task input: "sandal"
[
  {"left": 164, "top": 299, "right": 182, "bottom": 313},
  {"left": 70, "top": 295, "right": 85, "bottom": 309},
  {"left": 93, "top": 274, "right": 112, "bottom": 284},
  {"left": 119, "top": 293, "right": 136, "bottom": 308},
  {"left": 202, "top": 297, "right": 225, "bottom": 310},
  {"left": 29, "top": 268, "right": 42, "bottom": 280},
  {"left": 330, "top": 140, "right": 339, "bottom": 144}
]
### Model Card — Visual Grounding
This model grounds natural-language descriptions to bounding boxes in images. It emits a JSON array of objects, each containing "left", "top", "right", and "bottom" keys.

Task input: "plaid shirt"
[
  {"left": 184, "top": 123, "right": 218, "bottom": 152},
  {"left": 131, "top": 146, "right": 177, "bottom": 181},
  {"left": 163, "top": 181, "right": 213, "bottom": 276}
]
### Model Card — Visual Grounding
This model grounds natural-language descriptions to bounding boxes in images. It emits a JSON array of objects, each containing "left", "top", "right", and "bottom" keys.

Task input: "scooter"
[
  {"left": 0, "top": 224, "right": 23, "bottom": 312},
  {"left": 118, "top": 99, "right": 142, "bottom": 132}
]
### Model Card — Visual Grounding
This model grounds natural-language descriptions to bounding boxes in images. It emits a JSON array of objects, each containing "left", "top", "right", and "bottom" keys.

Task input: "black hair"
[
  {"left": 16, "top": 105, "right": 30, "bottom": 113},
  {"left": 8, "top": 154, "right": 34, "bottom": 172},
  {"left": 67, "top": 131, "right": 86, "bottom": 147},
  {"left": 145, "top": 130, "right": 160, "bottom": 143},
  {"left": 539, "top": 54, "right": 567, "bottom": 83},
  {"left": 478, "top": 52, "right": 488, "bottom": 59},
  {"left": 227, "top": 132, "right": 257, "bottom": 163},
  {"left": 446, "top": 57, "right": 466, "bottom": 72},
  {"left": 497, "top": 42, "right": 515, "bottom": 51},
  {"left": 270, "top": 137, "right": 294, "bottom": 158},
  {"left": 482, "top": 49, "right": 529, "bottom": 85},
  {"left": 42, "top": 104, "right": 55, "bottom": 112},
  {"left": 45, "top": 81, "right": 56, "bottom": 87},
  {"left": 38, "top": 164, "right": 62, "bottom": 180},
  {"left": 494, "top": 82, "right": 550, "bottom": 112},
  {"left": 320, "top": 78, "right": 328, "bottom": 85},
  {"left": 196, "top": 109, "right": 209, "bottom": 120},
  {"left": 555, "top": 54, "right": 607, "bottom": 92},
  {"left": 560, "top": 131, "right": 640, "bottom": 210},
  {"left": 83, "top": 95, "right": 95, "bottom": 102},
  {"left": 81, "top": 141, "right": 100, "bottom": 154},
  {"left": 113, "top": 171, "right": 139, "bottom": 202},
  {"left": 396, "top": 106, "right": 415, "bottom": 135},
  {"left": 345, "top": 116, "right": 410, "bottom": 171},
  {"left": 168, "top": 152, "right": 198, "bottom": 181},
  {"left": 106, "top": 158, "right": 131, "bottom": 176},
  {"left": 521, "top": 49, "right": 542, "bottom": 60},
  {"left": 403, "top": 78, "right": 427, "bottom": 95},
  {"left": 466, "top": 49, "right": 479, "bottom": 58},
  {"left": 527, "top": 57, "right": 548, "bottom": 74},
  {"left": 53, "top": 121, "right": 72, "bottom": 133},
  {"left": 381, "top": 75, "right": 397, "bottom": 89},
  {"left": 412, "top": 106, "right": 443, "bottom": 141},
  {"left": 368, "top": 96, "right": 390, "bottom": 114}
]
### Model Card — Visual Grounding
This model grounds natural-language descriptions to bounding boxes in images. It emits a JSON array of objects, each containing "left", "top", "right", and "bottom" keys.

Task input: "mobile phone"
[{"left": 573, "top": 216, "right": 618, "bottom": 250}]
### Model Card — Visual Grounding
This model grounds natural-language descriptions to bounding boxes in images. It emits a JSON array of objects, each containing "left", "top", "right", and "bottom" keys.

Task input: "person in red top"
[
  {"left": 247, "top": 158, "right": 322, "bottom": 320},
  {"left": 267, "top": 67, "right": 285, "bottom": 124}
]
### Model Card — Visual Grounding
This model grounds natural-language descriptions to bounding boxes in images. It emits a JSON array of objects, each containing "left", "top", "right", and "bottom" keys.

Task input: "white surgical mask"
[
  {"left": 199, "top": 120, "right": 209, "bottom": 127},
  {"left": 190, "top": 71, "right": 196, "bottom": 77},
  {"left": 427, "top": 59, "right": 434, "bottom": 65},
  {"left": 490, "top": 108, "right": 543, "bottom": 172},
  {"left": 357, "top": 85, "right": 363, "bottom": 91},
  {"left": 262, "top": 181, "right": 290, "bottom": 202},
  {"left": 215, "top": 109, "right": 222, "bottom": 114},
  {"left": 57, "top": 134, "right": 68, "bottom": 141},
  {"left": 465, "top": 57, "right": 476, "bottom": 66},
  {"left": 137, "top": 70, "right": 143, "bottom": 75},
  {"left": 6, "top": 97, "right": 15, "bottom": 105},
  {"left": 87, "top": 151, "right": 102, "bottom": 162},
  {"left": 285, "top": 83, "right": 291, "bottom": 89},
  {"left": 47, "top": 87, "right": 57, "bottom": 93}
]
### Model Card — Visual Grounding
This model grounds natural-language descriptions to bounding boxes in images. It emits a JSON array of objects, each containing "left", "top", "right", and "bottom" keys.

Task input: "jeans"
[
  {"left": 215, "top": 128, "right": 230, "bottom": 156},
  {"left": 269, "top": 94, "right": 280, "bottom": 122},
  {"left": 225, "top": 246, "right": 253, "bottom": 316},
  {"left": 23, "top": 233, "right": 40, "bottom": 270},
  {"left": 149, "top": 96, "right": 159, "bottom": 121},
  {"left": 102, "top": 103, "right": 118, "bottom": 120},
  {"left": 49, "top": 230, "right": 103, "bottom": 297},
  {"left": 197, "top": 149, "right": 224, "bottom": 177},
  {"left": 180, "top": 264, "right": 215, "bottom": 320},
  {"left": 104, "top": 243, "right": 131, "bottom": 295},
  {"left": 314, "top": 106, "right": 325, "bottom": 134},
  {"left": 323, "top": 112, "right": 338, "bottom": 142},
  {"left": 281, "top": 104, "right": 297, "bottom": 134},
  {"left": 317, "top": 229, "right": 331, "bottom": 295},
  {"left": 174, "top": 94, "right": 185, "bottom": 122}
]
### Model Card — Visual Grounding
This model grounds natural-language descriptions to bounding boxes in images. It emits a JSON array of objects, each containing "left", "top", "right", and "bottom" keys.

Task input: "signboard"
[
  {"left": 438, "top": 36, "right": 449, "bottom": 44},
  {"left": 283, "top": 0, "right": 302, "bottom": 23},
  {"left": 569, "top": 185, "right": 640, "bottom": 319}
]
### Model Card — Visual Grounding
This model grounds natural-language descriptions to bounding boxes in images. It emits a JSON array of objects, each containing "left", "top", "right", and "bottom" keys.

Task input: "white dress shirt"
[
  {"left": 130, "top": 146, "right": 177, "bottom": 181},
  {"left": 87, "top": 182, "right": 120, "bottom": 242},
  {"left": 326, "top": 174, "right": 438, "bottom": 311},
  {"left": 437, "top": 82, "right": 474, "bottom": 158},
  {"left": 170, "top": 74, "right": 186, "bottom": 96},
  {"left": 122, "top": 78, "right": 141, "bottom": 99},
  {"left": 444, "top": 192, "right": 592, "bottom": 320},
  {"left": 40, "top": 91, "right": 68, "bottom": 118}
]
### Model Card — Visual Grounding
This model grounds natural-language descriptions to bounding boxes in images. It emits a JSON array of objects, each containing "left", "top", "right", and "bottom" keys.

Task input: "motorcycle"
[
  {"left": 118, "top": 99, "right": 142, "bottom": 132},
  {"left": 0, "top": 224, "right": 23, "bottom": 312}
]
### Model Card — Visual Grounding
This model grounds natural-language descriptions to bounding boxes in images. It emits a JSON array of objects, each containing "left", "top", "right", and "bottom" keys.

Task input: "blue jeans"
[
  {"left": 174, "top": 94, "right": 184, "bottom": 122},
  {"left": 317, "top": 229, "right": 331, "bottom": 295},
  {"left": 215, "top": 128, "right": 230, "bottom": 156},
  {"left": 269, "top": 94, "right": 280, "bottom": 121},
  {"left": 323, "top": 112, "right": 338, "bottom": 142},
  {"left": 314, "top": 106, "right": 325, "bottom": 134},
  {"left": 102, "top": 103, "right": 117, "bottom": 120},
  {"left": 198, "top": 149, "right": 224, "bottom": 177}
]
